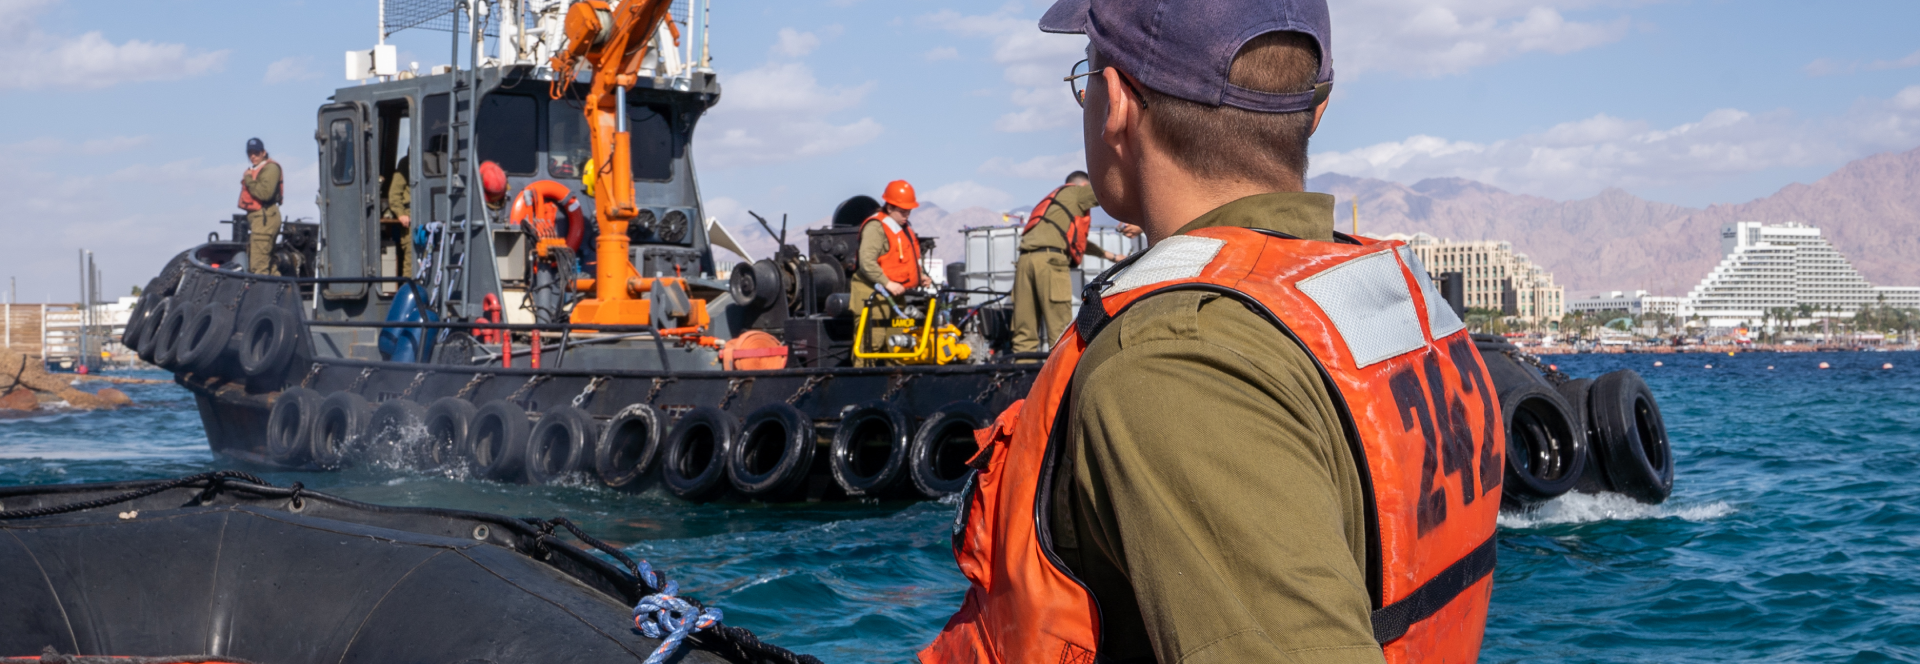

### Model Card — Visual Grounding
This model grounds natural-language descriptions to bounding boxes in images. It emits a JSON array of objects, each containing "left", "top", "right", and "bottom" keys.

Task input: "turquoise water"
[{"left": 2, "top": 352, "right": 1916, "bottom": 662}]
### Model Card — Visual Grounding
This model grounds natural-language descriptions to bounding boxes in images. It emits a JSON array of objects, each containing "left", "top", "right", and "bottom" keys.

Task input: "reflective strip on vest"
[{"left": 922, "top": 226, "right": 1502, "bottom": 664}]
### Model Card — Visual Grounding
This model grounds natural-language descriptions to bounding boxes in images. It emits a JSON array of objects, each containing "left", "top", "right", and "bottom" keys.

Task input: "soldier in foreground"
[{"left": 924, "top": 0, "right": 1505, "bottom": 662}]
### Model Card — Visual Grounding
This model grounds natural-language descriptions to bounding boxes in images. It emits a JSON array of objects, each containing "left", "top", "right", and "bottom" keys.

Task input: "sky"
[{"left": 1, "top": 0, "right": 1918, "bottom": 301}]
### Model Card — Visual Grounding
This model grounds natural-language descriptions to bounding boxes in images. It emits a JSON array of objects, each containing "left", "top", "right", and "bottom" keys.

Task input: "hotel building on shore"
[
  {"left": 1572, "top": 222, "right": 1920, "bottom": 330},
  {"left": 1679, "top": 221, "right": 1920, "bottom": 328},
  {"left": 1382, "top": 232, "right": 1565, "bottom": 325}
]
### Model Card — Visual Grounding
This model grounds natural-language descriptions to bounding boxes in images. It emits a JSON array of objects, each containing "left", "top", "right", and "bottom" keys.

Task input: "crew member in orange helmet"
[{"left": 850, "top": 179, "right": 925, "bottom": 311}]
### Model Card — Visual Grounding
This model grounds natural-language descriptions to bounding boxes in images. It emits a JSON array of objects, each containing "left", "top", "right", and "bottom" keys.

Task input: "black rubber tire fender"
[
  {"left": 310, "top": 391, "right": 373, "bottom": 469},
  {"left": 238, "top": 305, "right": 302, "bottom": 378},
  {"left": 727, "top": 402, "right": 817, "bottom": 500},
  {"left": 135, "top": 297, "right": 172, "bottom": 363},
  {"left": 365, "top": 399, "right": 430, "bottom": 468},
  {"left": 526, "top": 406, "right": 601, "bottom": 485},
  {"left": 596, "top": 404, "right": 666, "bottom": 490},
  {"left": 908, "top": 401, "right": 992, "bottom": 498},
  {"left": 1498, "top": 381, "right": 1586, "bottom": 507},
  {"left": 176, "top": 305, "right": 237, "bottom": 374},
  {"left": 422, "top": 397, "right": 477, "bottom": 471},
  {"left": 1588, "top": 369, "right": 1674, "bottom": 504},
  {"left": 152, "top": 302, "right": 200, "bottom": 369},
  {"left": 830, "top": 400, "right": 913, "bottom": 497},
  {"left": 468, "top": 400, "right": 534, "bottom": 482},
  {"left": 122, "top": 278, "right": 166, "bottom": 348},
  {"left": 265, "top": 387, "right": 323, "bottom": 467},
  {"left": 1554, "top": 378, "right": 1612, "bottom": 495},
  {"left": 660, "top": 406, "right": 739, "bottom": 501}
]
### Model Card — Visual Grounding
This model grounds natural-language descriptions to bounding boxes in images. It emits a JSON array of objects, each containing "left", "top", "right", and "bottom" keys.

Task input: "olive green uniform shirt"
[
  {"left": 1049, "top": 192, "right": 1383, "bottom": 664},
  {"left": 242, "top": 160, "right": 283, "bottom": 274},
  {"left": 385, "top": 157, "right": 411, "bottom": 220},
  {"left": 1018, "top": 185, "right": 1112, "bottom": 260}
]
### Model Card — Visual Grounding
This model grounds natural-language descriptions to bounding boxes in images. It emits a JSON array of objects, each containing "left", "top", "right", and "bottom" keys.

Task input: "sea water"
[{"left": 2, "top": 351, "right": 1915, "bottom": 662}]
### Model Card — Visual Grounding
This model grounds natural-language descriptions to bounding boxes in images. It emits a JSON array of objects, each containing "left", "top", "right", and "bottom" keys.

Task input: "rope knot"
[{"left": 633, "top": 582, "right": 723, "bottom": 664}]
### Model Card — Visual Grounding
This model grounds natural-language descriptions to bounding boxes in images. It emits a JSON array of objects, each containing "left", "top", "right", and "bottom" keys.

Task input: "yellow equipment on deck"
[{"left": 853, "top": 293, "right": 971, "bottom": 365}]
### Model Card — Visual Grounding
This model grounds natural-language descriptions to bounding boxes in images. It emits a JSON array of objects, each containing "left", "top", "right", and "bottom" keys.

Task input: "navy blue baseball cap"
[
  {"left": 1040, "top": 0, "right": 1333, "bottom": 113},
  {"left": 246, "top": 137, "right": 265, "bottom": 155}
]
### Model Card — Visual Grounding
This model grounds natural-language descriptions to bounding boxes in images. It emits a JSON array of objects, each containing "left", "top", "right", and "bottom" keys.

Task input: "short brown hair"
[{"left": 1107, "top": 32, "right": 1321, "bottom": 185}]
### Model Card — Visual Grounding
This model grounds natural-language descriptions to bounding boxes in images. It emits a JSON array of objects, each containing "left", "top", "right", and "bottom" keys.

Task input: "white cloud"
[
  {"left": 0, "top": 138, "right": 314, "bottom": 299},
  {"left": 1309, "top": 85, "right": 1920, "bottom": 199},
  {"left": 923, "top": 46, "right": 960, "bottom": 62},
  {"left": 771, "top": 28, "right": 822, "bottom": 58},
  {"left": 921, "top": 8, "right": 1085, "bottom": 133},
  {"left": 926, "top": 181, "right": 1014, "bottom": 211},
  {"left": 264, "top": 56, "right": 318, "bottom": 84},
  {"left": 0, "top": 0, "right": 228, "bottom": 90},
  {"left": 1334, "top": 1, "right": 1633, "bottom": 78},
  {"left": 1805, "top": 49, "right": 1920, "bottom": 77},
  {"left": 980, "top": 149, "right": 1085, "bottom": 180},
  {"left": 696, "top": 58, "right": 883, "bottom": 168}
]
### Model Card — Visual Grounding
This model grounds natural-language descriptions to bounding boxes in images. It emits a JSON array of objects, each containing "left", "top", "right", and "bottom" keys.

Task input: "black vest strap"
[{"left": 1370, "top": 534, "right": 1497, "bottom": 643}]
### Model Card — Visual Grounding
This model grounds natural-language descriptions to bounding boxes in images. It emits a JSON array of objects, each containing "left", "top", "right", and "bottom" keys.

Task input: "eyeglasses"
[{"left": 1065, "top": 59, "right": 1148, "bottom": 109}]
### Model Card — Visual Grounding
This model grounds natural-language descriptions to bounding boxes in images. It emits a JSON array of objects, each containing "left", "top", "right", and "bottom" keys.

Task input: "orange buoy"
[
  {"left": 1884, "top": 363, "right": 1894, "bottom": 370},
  {"left": 1653, "top": 360, "right": 1664, "bottom": 367},
  {"left": 719, "top": 330, "right": 789, "bottom": 371},
  {"left": 1819, "top": 362, "right": 1831, "bottom": 369}
]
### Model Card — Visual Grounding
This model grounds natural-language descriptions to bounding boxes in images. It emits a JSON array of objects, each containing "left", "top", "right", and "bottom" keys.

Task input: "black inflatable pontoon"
[{"left": 0, "top": 473, "right": 815, "bottom": 664}]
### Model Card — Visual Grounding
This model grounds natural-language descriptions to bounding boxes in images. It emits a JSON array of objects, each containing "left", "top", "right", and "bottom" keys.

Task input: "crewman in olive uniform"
[
  {"left": 851, "top": 180, "right": 925, "bottom": 366},
  {"left": 850, "top": 179, "right": 924, "bottom": 311},
  {"left": 1009, "top": 171, "right": 1132, "bottom": 354},
  {"left": 238, "top": 138, "right": 283, "bottom": 275},
  {"left": 923, "top": 1, "right": 1502, "bottom": 663},
  {"left": 383, "top": 154, "right": 414, "bottom": 276}
]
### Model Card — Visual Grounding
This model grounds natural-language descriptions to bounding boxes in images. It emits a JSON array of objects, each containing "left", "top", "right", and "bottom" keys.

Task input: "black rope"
[{"left": 0, "top": 471, "right": 269, "bottom": 520}]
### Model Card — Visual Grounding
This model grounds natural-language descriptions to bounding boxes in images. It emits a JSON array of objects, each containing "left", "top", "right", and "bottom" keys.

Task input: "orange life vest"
[
  {"left": 238, "top": 159, "right": 283, "bottom": 212},
  {"left": 862, "top": 211, "right": 923, "bottom": 289},
  {"left": 1020, "top": 185, "right": 1092, "bottom": 267},
  {"left": 921, "top": 226, "right": 1503, "bottom": 664}
]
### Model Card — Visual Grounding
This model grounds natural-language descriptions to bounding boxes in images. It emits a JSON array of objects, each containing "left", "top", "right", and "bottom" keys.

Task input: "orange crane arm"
[{"left": 548, "top": 0, "right": 677, "bottom": 323}]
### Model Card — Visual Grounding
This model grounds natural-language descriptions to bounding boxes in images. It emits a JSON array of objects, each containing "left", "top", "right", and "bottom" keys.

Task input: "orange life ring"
[{"left": 507, "top": 180, "right": 585, "bottom": 252}]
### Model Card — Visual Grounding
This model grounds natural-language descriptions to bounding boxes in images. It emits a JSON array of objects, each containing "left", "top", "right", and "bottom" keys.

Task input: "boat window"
[
  {"left": 545, "top": 101, "right": 676, "bottom": 181},
  {"left": 421, "top": 93, "right": 450, "bottom": 177},
  {"left": 547, "top": 103, "right": 590, "bottom": 179},
  {"left": 477, "top": 93, "right": 538, "bottom": 175},
  {"left": 328, "top": 119, "right": 354, "bottom": 185},
  {"left": 629, "top": 103, "right": 674, "bottom": 181}
]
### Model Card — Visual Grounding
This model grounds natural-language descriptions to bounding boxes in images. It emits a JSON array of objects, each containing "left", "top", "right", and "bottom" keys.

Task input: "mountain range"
[
  {"left": 1307, "top": 146, "right": 1920, "bottom": 297},
  {"left": 721, "top": 146, "right": 1920, "bottom": 298}
]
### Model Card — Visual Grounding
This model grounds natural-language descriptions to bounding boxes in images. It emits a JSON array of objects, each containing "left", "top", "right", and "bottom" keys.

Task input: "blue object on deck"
[{"left": 378, "top": 283, "right": 439, "bottom": 362}]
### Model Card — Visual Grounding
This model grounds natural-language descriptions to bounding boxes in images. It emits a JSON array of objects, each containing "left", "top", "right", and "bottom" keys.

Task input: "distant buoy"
[
  {"left": 1704, "top": 364, "right": 1713, "bottom": 369},
  {"left": 1884, "top": 363, "right": 1894, "bottom": 370},
  {"left": 1549, "top": 364, "right": 1559, "bottom": 371},
  {"left": 1728, "top": 351, "right": 1735, "bottom": 357},
  {"left": 1819, "top": 362, "right": 1831, "bottom": 369},
  {"left": 1768, "top": 366, "right": 1774, "bottom": 370},
  {"left": 1653, "top": 361, "right": 1664, "bottom": 367}
]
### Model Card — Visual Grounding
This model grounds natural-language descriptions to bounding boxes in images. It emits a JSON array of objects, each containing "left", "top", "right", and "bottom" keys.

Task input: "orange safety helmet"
[
  {"left": 882, "top": 179, "right": 919, "bottom": 210},
  {"left": 479, "top": 161, "right": 508, "bottom": 205}
]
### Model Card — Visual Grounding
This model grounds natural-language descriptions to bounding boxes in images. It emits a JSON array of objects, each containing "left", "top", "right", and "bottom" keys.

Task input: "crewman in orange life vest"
[
  {"left": 238, "top": 138, "right": 283, "bottom": 275},
  {"left": 921, "top": 0, "right": 1504, "bottom": 663},
  {"left": 851, "top": 179, "right": 925, "bottom": 311},
  {"left": 1010, "top": 170, "right": 1136, "bottom": 354}
]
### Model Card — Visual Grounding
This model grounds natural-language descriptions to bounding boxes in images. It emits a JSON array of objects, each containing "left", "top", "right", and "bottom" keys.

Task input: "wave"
[{"left": 1498, "top": 491, "right": 1734, "bottom": 528}]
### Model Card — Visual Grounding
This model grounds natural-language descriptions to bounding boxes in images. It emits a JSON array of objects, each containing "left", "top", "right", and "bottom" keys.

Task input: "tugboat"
[
  {"left": 119, "top": 0, "right": 1035, "bottom": 502},
  {"left": 116, "top": 0, "right": 1676, "bottom": 510}
]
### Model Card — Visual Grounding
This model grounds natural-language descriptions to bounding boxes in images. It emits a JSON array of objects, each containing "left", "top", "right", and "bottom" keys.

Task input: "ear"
[
  {"left": 1100, "top": 67, "right": 1139, "bottom": 158},
  {"left": 1309, "top": 95, "right": 1330, "bottom": 135}
]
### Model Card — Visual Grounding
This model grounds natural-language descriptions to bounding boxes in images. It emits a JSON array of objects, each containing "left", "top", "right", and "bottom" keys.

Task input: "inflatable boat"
[{"left": 0, "top": 472, "right": 816, "bottom": 664}]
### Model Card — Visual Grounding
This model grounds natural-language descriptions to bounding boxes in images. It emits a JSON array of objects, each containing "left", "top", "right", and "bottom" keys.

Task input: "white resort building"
[
  {"left": 1680, "top": 221, "right": 1920, "bottom": 328},
  {"left": 1383, "top": 232, "right": 1565, "bottom": 325},
  {"left": 1568, "top": 290, "right": 1684, "bottom": 317}
]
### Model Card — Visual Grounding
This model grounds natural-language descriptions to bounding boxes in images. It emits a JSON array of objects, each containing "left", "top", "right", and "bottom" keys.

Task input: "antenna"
[
  {"left": 1352, "top": 199, "right": 1359, "bottom": 236},
  {"left": 748, "top": 211, "right": 787, "bottom": 247}
]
